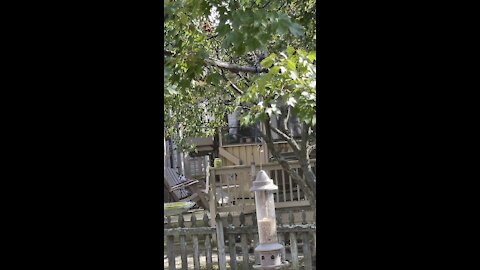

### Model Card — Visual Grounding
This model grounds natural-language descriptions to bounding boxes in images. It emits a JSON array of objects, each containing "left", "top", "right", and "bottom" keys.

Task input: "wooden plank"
[
  {"left": 167, "top": 235, "right": 176, "bottom": 270},
  {"left": 239, "top": 213, "right": 249, "bottom": 270},
  {"left": 192, "top": 215, "right": 200, "bottom": 270},
  {"left": 203, "top": 214, "right": 213, "bottom": 270},
  {"left": 219, "top": 147, "right": 241, "bottom": 165},
  {"left": 274, "top": 201, "right": 312, "bottom": 209},
  {"left": 288, "top": 212, "right": 299, "bottom": 270},
  {"left": 209, "top": 170, "right": 217, "bottom": 227},
  {"left": 212, "top": 159, "right": 316, "bottom": 173},
  {"left": 227, "top": 213, "right": 237, "bottom": 270},
  {"left": 164, "top": 227, "right": 216, "bottom": 236},
  {"left": 239, "top": 145, "right": 251, "bottom": 164},
  {"left": 289, "top": 171, "right": 294, "bottom": 201},
  {"left": 240, "top": 232, "right": 249, "bottom": 270},
  {"left": 303, "top": 232, "right": 312, "bottom": 270},
  {"left": 282, "top": 171, "right": 287, "bottom": 203},
  {"left": 216, "top": 214, "right": 227, "bottom": 270},
  {"left": 178, "top": 215, "right": 188, "bottom": 270},
  {"left": 290, "top": 232, "right": 300, "bottom": 270},
  {"left": 193, "top": 234, "right": 200, "bottom": 270},
  {"left": 251, "top": 214, "right": 260, "bottom": 265}
]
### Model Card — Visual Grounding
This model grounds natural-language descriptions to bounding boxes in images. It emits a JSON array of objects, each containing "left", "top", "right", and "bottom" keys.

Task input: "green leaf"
[
  {"left": 205, "top": 73, "right": 222, "bottom": 85},
  {"left": 275, "top": 20, "right": 289, "bottom": 35},
  {"left": 307, "top": 51, "right": 316, "bottom": 62},
  {"left": 217, "top": 23, "right": 231, "bottom": 36},
  {"left": 268, "top": 65, "right": 281, "bottom": 75},
  {"left": 260, "top": 55, "right": 275, "bottom": 69},
  {"left": 285, "top": 59, "right": 296, "bottom": 71},
  {"left": 288, "top": 23, "right": 304, "bottom": 37},
  {"left": 245, "top": 36, "right": 262, "bottom": 52},
  {"left": 286, "top": 46, "right": 295, "bottom": 57}
]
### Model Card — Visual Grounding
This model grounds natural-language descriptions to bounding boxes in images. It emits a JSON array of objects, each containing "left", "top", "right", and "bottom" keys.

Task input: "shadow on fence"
[{"left": 164, "top": 211, "right": 316, "bottom": 270}]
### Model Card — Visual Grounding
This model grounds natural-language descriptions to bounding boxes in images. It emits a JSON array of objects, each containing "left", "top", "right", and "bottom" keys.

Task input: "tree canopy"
[
  {"left": 164, "top": 0, "right": 317, "bottom": 206},
  {"left": 164, "top": 0, "right": 316, "bottom": 148}
]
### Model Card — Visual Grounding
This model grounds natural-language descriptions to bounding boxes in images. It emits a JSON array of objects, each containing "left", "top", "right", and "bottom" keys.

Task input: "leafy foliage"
[{"left": 164, "top": 0, "right": 316, "bottom": 147}]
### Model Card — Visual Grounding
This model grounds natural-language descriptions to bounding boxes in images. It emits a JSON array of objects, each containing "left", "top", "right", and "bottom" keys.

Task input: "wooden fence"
[
  {"left": 207, "top": 159, "right": 317, "bottom": 220},
  {"left": 164, "top": 211, "right": 316, "bottom": 270}
]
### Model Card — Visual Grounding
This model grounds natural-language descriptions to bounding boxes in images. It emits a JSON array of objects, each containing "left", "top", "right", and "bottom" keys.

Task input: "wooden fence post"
[{"left": 216, "top": 214, "right": 227, "bottom": 270}]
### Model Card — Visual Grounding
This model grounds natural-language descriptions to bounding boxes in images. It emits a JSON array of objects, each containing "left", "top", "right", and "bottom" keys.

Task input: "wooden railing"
[
  {"left": 164, "top": 211, "right": 316, "bottom": 270},
  {"left": 207, "top": 159, "right": 316, "bottom": 221}
]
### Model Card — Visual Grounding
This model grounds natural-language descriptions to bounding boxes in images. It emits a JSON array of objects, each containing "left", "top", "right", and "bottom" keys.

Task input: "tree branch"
[
  {"left": 164, "top": 50, "right": 269, "bottom": 74},
  {"left": 204, "top": 58, "right": 268, "bottom": 73},
  {"left": 261, "top": 120, "right": 316, "bottom": 207},
  {"left": 300, "top": 123, "right": 309, "bottom": 156},
  {"left": 220, "top": 69, "right": 244, "bottom": 95}
]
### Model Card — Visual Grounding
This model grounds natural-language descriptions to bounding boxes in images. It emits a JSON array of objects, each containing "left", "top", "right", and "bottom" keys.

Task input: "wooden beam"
[{"left": 219, "top": 147, "right": 241, "bottom": 165}]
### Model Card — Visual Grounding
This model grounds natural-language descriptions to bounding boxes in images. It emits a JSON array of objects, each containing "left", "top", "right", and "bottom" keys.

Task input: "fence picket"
[
  {"left": 227, "top": 213, "right": 237, "bottom": 270},
  {"left": 239, "top": 213, "right": 249, "bottom": 270},
  {"left": 302, "top": 232, "right": 312, "bottom": 270},
  {"left": 251, "top": 214, "right": 260, "bottom": 265},
  {"left": 289, "top": 212, "right": 299, "bottom": 270},
  {"left": 179, "top": 214, "right": 188, "bottom": 270},
  {"left": 276, "top": 212, "right": 286, "bottom": 263},
  {"left": 191, "top": 215, "right": 200, "bottom": 270},
  {"left": 166, "top": 216, "right": 176, "bottom": 270},
  {"left": 215, "top": 214, "right": 227, "bottom": 270},
  {"left": 203, "top": 213, "right": 213, "bottom": 270},
  {"left": 164, "top": 211, "right": 315, "bottom": 270}
]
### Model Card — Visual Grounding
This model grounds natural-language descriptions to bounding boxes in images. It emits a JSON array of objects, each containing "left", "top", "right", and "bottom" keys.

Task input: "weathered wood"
[
  {"left": 289, "top": 232, "right": 299, "bottom": 270},
  {"left": 179, "top": 214, "right": 188, "bottom": 270},
  {"left": 289, "top": 171, "right": 294, "bottom": 201},
  {"left": 191, "top": 215, "right": 200, "bottom": 270},
  {"left": 212, "top": 159, "right": 316, "bottom": 173},
  {"left": 193, "top": 234, "right": 200, "bottom": 270},
  {"left": 276, "top": 212, "right": 285, "bottom": 262},
  {"left": 167, "top": 235, "right": 176, "bottom": 270},
  {"left": 302, "top": 210, "right": 307, "bottom": 225},
  {"left": 302, "top": 232, "right": 312, "bottom": 270},
  {"left": 289, "top": 212, "right": 299, "bottom": 270},
  {"left": 227, "top": 213, "right": 236, "bottom": 270},
  {"left": 240, "top": 232, "right": 249, "bottom": 270},
  {"left": 277, "top": 231, "right": 287, "bottom": 263},
  {"left": 209, "top": 171, "right": 217, "bottom": 227},
  {"left": 216, "top": 214, "right": 227, "bottom": 270},
  {"left": 239, "top": 212, "right": 245, "bottom": 226},
  {"left": 219, "top": 147, "right": 241, "bottom": 165},
  {"left": 237, "top": 212, "right": 249, "bottom": 270},
  {"left": 273, "top": 170, "right": 280, "bottom": 203},
  {"left": 203, "top": 213, "right": 213, "bottom": 270},
  {"left": 164, "top": 227, "right": 216, "bottom": 236}
]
